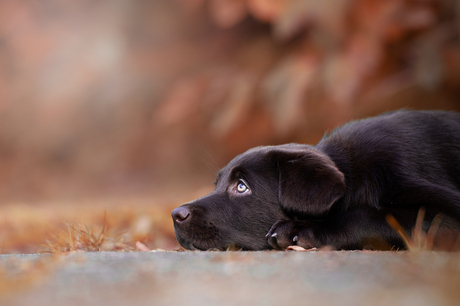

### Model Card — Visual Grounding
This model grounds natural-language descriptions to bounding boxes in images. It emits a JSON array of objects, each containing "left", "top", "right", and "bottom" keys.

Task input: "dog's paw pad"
[
  {"left": 267, "top": 220, "right": 323, "bottom": 250},
  {"left": 266, "top": 220, "right": 296, "bottom": 249}
]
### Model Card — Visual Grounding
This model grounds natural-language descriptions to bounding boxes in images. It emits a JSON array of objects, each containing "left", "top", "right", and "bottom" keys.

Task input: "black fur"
[{"left": 172, "top": 110, "right": 460, "bottom": 250}]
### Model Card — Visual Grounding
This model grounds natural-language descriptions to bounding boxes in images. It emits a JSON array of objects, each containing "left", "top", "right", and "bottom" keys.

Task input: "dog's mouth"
[
  {"left": 178, "top": 238, "right": 243, "bottom": 251},
  {"left": 175, "top": 234, "right": 202, "bottom": 250},
  {"left": 175, "top": 229, "right": 251, "bottom": 251},
  {"left": 176, "top": 238, "right": 199, "bottom": 250},
  {"left": 175, "top": 234, "right": 221, "bottom": 251},
  {"left": 173, "top": 223, "right": 225, "bottom": 251}
]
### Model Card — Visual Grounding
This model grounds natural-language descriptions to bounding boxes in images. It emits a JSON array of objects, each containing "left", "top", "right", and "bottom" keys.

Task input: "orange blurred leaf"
[
  {"left": 209, "top": 73, "right": 257, "bottom": 137},
  {"left": 208, "top": 0, "right": 248, "bottom": 28},
  {"left": 261, "top": 53, "right": 319, "bottom": 136},
  {"left": 156, "top": 77, "right": 208, "bottom": 126},
  {"left": 274, "top": 0, "right": 351, "bottom": 41},
  {"left": 286, "top": 245, "right": 317, "bottom": 251},
  {"left": 413, "top": 33, "right": 444, "bottom": 90},
  {"left": 135, "top": 241, "right": 151, "bottom": 252},
  {"left": 247, "top": 0, "right": 288, "bottom": 22}
]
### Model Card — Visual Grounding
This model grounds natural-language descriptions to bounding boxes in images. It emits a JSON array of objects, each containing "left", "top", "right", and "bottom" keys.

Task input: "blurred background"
[{"left": 0, "top": 0, "right": 460, "bottom": 253}]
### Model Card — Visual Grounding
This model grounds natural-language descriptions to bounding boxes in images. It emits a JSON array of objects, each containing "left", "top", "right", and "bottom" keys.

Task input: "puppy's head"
[{"left": 171, "top": 144, "right": 345, "bottom": 250}]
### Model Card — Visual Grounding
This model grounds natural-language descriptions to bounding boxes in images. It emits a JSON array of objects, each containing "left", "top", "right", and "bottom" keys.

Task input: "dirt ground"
[{"left": 1, "top": 251, "right": 460, "bottom": 306}]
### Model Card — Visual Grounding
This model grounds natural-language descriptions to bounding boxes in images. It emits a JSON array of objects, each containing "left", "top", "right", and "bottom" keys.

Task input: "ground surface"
[{"left": 1, "top": 251, "right": 459, "bottom": 306}]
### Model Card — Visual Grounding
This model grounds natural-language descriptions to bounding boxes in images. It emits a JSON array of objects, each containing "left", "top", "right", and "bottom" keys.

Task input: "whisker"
[
  {"left": 199, "top": 146, "right": 221, "bottom": 176},
  {"left": 201, "top": 159, "right": 219, "bottom": 177}
]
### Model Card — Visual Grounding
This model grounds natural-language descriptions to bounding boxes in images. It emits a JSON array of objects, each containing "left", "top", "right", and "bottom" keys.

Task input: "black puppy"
[{"left": 172, "top": 110, "right": 460, "bottom": 250}]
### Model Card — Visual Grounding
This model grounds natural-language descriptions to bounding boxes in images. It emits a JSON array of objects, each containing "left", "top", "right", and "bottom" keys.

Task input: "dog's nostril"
[{"left": 172, "top": 207, "right": 191, "bottom": 223}]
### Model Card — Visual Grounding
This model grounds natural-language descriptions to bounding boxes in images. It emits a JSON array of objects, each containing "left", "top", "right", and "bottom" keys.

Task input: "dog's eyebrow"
[{"left": 229, "top": 166, "right": 246, "bottom": 182}]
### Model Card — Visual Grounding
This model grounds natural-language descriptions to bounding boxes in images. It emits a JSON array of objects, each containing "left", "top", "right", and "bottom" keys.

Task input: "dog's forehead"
[
  {"left": 229, "top": 144, "right": 311, "bottom": 166},
  {"left": 216, "top": 147, "right": 270, "bottom": 182},
  {"left": 217, "top": 144, "right": 312, "bottom": 181},
  {"left": 227, "top": 146, "right": 279, "bottom": 169},
  {"left": 231, "top": 147, "right": 266, "bottom": 164}
]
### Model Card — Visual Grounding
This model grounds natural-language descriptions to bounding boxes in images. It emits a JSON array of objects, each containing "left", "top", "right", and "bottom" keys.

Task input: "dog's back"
[{"left": 317, "top": 110, "right": 460, "bottom": 219}]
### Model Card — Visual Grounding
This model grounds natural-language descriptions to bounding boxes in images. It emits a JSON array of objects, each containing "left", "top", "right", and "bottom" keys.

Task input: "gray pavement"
[{"left": 1, "top": 251, "right": 459, "bottom": 306}]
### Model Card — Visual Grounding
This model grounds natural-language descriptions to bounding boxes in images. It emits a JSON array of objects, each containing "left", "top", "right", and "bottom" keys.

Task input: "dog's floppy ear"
[{"left": 273, "top": 148, "right": 345, "bottom": 217}]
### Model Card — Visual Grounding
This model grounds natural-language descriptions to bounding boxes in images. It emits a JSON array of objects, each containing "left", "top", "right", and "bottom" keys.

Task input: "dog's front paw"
[{"left": 266, "top": 220, "right": 320, "bottom": 250}]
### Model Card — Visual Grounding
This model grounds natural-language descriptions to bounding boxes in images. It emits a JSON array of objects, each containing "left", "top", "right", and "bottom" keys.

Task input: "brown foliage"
[{"left": 167, "top": 0, "right": 460, "bottom": 138}]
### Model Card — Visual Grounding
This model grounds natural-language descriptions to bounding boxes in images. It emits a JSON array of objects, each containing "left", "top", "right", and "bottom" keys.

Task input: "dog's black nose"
[{"left": 172, "top": 206, "right": 191, "bottom": 223}]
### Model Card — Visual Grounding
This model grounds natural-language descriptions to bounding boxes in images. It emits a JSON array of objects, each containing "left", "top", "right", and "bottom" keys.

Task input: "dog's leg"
[
  {"left": 268, "top": 183, "right": 460, "bottom": 250},
  {"left": 266, "top": 208, "right": 417, "bottom": 250}
]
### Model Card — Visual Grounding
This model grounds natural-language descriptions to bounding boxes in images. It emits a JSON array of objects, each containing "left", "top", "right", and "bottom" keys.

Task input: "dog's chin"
[
  {"left": 179, "top": 241, "right": 221, "bottom": 251},
  {"left": 179, "top": 240, "right": 199, "bottom": 251},
  {"left": 175, "top": 233, "right": 219, "bottom": 251},
  {"left": 174, "top": 222, "right": 227, "bottom": 250}
]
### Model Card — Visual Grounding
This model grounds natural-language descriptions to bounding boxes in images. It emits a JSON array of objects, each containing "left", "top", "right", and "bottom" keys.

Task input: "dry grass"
[
  {"left": 39, "top": 217, "right": 134, "bottom": 253},
  {"left": 386, "top": 208, "right": 460, "bottom": 252},
  {"left": 0, "top": 198, "right": 180, "bottom": 254}
]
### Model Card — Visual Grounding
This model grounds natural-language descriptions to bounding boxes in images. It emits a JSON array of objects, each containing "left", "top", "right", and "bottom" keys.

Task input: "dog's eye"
[{"left": 236, "top": 181, "right": 249, "bottom": 194}]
